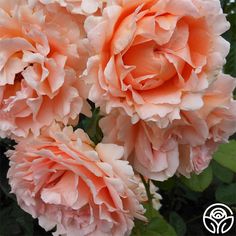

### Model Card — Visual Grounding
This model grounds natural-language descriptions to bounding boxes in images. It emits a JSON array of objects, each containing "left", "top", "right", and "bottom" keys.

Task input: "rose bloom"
[
  {"left": 100, "top": 73, "right": 236, "bottom": 180},
  {"left": 40, "top": 0, "right": 104, "bottom": 15},
  {"left": 85, "top": 0, "right": 230, "bottom": 125},
  {"left": 100, "top": 110, "right": 180, "bottom": 181},
  {"left": 0, "top": 0, "right": 90, "bottom": 138},
  {"left": 7, "top": 123, "right": 145, "bottom": 236}
]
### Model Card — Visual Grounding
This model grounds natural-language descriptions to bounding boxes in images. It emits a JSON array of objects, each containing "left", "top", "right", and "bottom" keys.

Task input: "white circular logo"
[{"left": 203, "top": 203, "right": 234, "bottom": 234}]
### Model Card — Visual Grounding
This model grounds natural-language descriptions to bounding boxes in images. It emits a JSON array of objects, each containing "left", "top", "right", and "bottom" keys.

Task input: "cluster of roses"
[{"left": 0, "top": 0, "right": 236, "bottom": 235}]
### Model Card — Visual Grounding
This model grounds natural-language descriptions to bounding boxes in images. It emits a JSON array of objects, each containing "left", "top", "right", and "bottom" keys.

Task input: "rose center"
[{"left": 122, "top": 41, "right": 177, "bottom": 90}]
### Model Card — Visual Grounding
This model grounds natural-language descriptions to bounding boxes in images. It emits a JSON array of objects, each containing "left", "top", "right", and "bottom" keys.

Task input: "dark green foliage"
[
  {"left": 214, "top": 141, "right": 236, "bottom": 172},
  {"left": 169, "top": 212, "right": 187, "bottom": 236},
  {"left": 212, "top": 161, "right": 234, "bottom": 183},
  {"left": 225, "top": 39, "right": 236, "bottom": 77},
  {"left": 215, "top": 183, "right": 236, "bottom": 204},
  {"left": 180, "top": 167, "right": 213, "bottom": 192},
  {"left": 131, "top": 212, "right": 177, "bottom": 236},
  {"left": 0, "top": 138, "right": 15, "bottom": 200},
  {"left": 77, "top": 107, "right": 103, "bottom": 144},
  {"left": 221, "top": 0, "right": 236, "bottom": 77}
]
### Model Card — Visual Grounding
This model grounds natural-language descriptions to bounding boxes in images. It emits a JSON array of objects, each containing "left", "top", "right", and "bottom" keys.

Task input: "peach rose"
[
  {"left": 100, "top": 74, "right": 236, "bottom": 180},
  {"left": 40, "top": 0, "right": 104, "bottom": 15},
  {"left": 0, "top": 0, "right": 90, "bottom": 138},
  {"left": 100, "top": 111, "right": 180, "bottom": 181},
  {"left": 7, "top": 123, "right": 145, "bottom": 236},
  {"left": 85, "top": 0, "right": 229, "bottom": 125}
]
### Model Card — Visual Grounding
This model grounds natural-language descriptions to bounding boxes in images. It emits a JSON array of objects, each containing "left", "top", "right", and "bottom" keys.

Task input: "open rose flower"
[
  {"left": 40, "top": 0, "right": 104, "bottom": 15},
  {"left": 0, "top": 0, "right": 90, "bottom": 138},
  {"left": 85, "top": 0, "right": 229, "bottom": 125},
  {"left": 100, "top": 74, "right": 236, "bottom": 180},
  {"left": 100, "top": 110, "right": 179, "bottom": 181},
  {"left": 7, "top": 123, "right": 145, "bottom": 236}
]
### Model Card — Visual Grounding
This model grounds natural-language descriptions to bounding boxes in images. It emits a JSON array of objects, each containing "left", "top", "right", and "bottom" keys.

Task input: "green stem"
[{"left": 140, "top": 175, "right": 153, "bottom": 207}]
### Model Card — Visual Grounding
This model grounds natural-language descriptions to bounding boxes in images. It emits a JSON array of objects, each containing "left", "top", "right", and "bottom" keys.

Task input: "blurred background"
[{"left": 0, "top": 0, "right": 236, "bottom": 235}]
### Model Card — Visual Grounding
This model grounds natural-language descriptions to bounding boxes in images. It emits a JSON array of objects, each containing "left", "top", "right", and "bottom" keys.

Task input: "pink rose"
[
  {"left": 0, "top": 0, "right": 90, "bottom": 138},
  {"left": 85, "top": 0, "right": 229, "bottom": 125},
  {"left": 7, "top": 123, "right": 145, "bottom": 236},
  {"left": 40, "top": 0, "right": 103, "bottom": 15},
  {"left": 178, "top": 141, "right": 218, "bottom": 176}
]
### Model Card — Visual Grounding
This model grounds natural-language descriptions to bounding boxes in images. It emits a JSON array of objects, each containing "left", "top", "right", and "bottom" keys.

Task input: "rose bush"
[{"left": 0, "top": 0, "right": 235, "bottom": 235}]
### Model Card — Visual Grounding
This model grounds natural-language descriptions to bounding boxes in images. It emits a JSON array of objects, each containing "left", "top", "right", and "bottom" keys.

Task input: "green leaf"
[
  {"left": 147, "top": 214, "right": 177, "bottom": 236},
  {"left": 180, "top": 166, "right": 213, "bottom": 192},
  {"left": 155, "top": 177, "right": 176, "bottom": 191},
  {"left": 14, "top": 207, "right": 34, "bottom": 236},
  {"left": 212, "top": 161, "right": 234, "bottom": 183},
  {"left": 0, "top": 202, "right": 34, "bottom": 236},
  {"left": 143, "top": 202, "right": 159, "bottom": 220},
  {"left": 214, "top": 141, "right": 236, "bottom": 173},
  {"left": 138, "top": 230, "right": 161, "bottom": 236},
  {"left": 215, "top": 183, "right": 236, "bottom": 205},
  {"left": 132, "top": 213, "right": 177, "bottom": 236},
  {"left": 0, "top": 205, "right": 22, "bottom": 236},
  {"left": 169, "top": 212, "right": 186, "bottom": 236}
]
